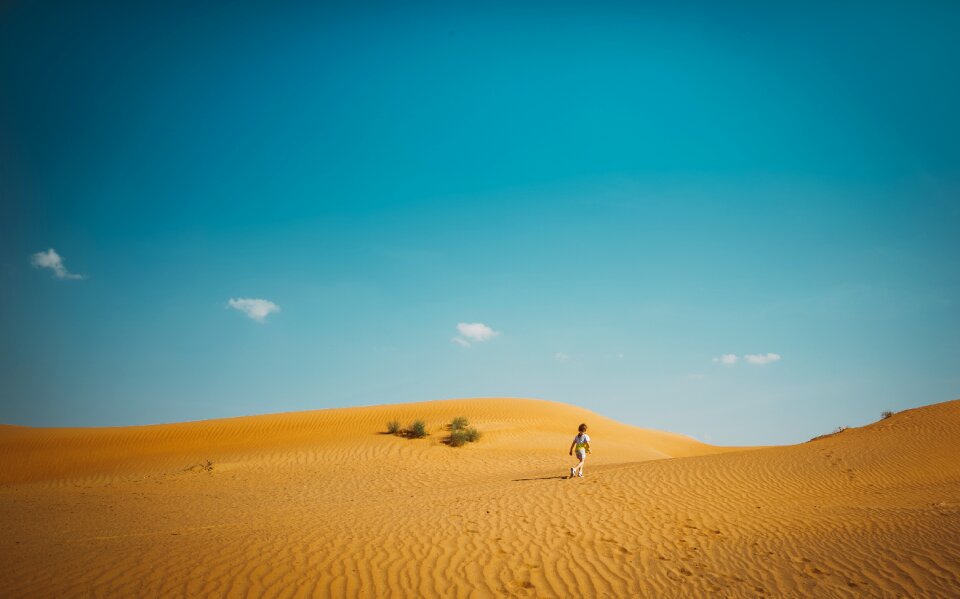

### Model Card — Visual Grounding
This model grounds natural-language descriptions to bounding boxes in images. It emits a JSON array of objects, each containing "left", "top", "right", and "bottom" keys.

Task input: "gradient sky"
[{"left": 2, "top": 1, "right": 958, "bottom": 444}]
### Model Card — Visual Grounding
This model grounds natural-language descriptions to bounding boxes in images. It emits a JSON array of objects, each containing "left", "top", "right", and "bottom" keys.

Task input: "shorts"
[{"left": 575, "top": 449, "right": 586, "bottom": 460}]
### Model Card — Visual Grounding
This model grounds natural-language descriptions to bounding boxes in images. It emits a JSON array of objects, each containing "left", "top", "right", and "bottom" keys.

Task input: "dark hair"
[{"left": 578, "top": 423, "right": 588, "bottom": 433}]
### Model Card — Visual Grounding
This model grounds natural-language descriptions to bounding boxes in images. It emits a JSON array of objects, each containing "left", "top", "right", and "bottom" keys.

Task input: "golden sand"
[{"left": 2, "top": 397, "right": 958, "bottom": 597}]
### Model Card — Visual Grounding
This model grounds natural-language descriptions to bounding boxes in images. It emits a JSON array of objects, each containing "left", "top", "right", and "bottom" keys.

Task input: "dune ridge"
[
  {"left": 0, "top": 398, "right": 724, "bottom": 485},
  {"left": 2, "top": 397, "right": 959, "bottom": 597}
]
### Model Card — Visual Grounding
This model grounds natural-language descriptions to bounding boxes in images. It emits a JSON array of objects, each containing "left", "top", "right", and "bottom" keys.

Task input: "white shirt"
[{"left": 573, "top": 433, "right": 590, "bottom": 450}]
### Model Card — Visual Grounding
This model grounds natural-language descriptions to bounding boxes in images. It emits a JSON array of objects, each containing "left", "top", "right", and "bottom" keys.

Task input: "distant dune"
[{"left": 2, "top": 397, "right": 958, "bottom": 597}]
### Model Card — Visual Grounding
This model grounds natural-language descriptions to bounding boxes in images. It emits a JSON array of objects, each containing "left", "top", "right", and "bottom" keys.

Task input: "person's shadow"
[{"left": 511, "top": 475, "right": 567, "bottom": 482}]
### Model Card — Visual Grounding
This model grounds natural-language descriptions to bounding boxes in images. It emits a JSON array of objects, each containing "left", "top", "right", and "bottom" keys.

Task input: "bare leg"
[{"left": 576, "top": 454, "right": 585, "bottom": 475}]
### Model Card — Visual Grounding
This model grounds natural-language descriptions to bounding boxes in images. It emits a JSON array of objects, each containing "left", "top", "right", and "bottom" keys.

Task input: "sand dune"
[{"left": 1, "top": 397, "right": 959, "bottom": 597}]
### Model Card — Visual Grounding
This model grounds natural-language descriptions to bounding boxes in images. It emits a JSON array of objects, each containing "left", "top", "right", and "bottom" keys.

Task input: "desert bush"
[
  {"left": 881, "top": 410, "right": 894, "bottom": 420},
  {"left": 449, "top": 428, "right": 469, "bottom": 447},
  {"left": 408, "top": 419, "right": 427, "bottom": 439},
  {"left": 809, "top": 425, "right": 848, "bottom": 443},
  {"left": 387, "top": 420, "right": 401, "bottom": 435},
  {"left": 447, "top": 422, "right": 481, "bottom": 447}
]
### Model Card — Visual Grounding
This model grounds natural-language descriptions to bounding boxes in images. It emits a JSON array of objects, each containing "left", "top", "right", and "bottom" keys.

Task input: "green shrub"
[
  {"left": 387, "top": 420, "right": 401, "bottom": 435},
  {"left": 449, "top": 428, "right": 469, "bottom": 447},
  {"left": 451, "top": 416, "right": 469, "bottom": 431},
  {"left": 447, "top": 425, "right": 480, "bottom": 447},
  {"left": 408, "top": 419, "right": 427, "bottom": 439}
]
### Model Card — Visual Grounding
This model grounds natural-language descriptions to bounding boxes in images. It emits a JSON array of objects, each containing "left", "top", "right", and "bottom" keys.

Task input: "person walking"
[{"left": 569, "top": 423, "right": 591, "bottom": 478}]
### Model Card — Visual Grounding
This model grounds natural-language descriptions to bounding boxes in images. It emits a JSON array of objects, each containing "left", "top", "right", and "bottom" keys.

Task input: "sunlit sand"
[{"left": 2, "top": 397, "right": 958, "bottom": 597}]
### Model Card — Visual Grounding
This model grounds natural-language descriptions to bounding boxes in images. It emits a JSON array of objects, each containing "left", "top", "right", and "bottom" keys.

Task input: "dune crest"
[
  {"left": 0, "top": 397, "right": 726, "bottom": 485},
  {"left": 2, "top": 397, "right": 959, "bottom": 597}
]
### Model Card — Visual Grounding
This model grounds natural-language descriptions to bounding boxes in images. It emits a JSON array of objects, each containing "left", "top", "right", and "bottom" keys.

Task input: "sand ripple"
[{"left": 2, "top": 397, "right": 958, "bottom": 597}]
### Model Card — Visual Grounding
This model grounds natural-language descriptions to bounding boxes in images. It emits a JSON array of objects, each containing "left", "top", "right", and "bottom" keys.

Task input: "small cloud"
[
  {"left": 31, "top": 248, "right": 84, "bottom": 280},
  {"left": 451, "top": 337, "right": 471, "bottom": 348},
  {"left": 744, "top": 353, "right": 782, "bottom": 365},
  {"left": 228, "top": 298, "right": 280, "bottom": 323},
  {"left": 555, "top": 352, "right": 571, "bottom": 362},
  {"left": 456, "top": 322, "right": 499, "bottom": 343},
  {"left": 712, "top": 353, "right": 738, "bottom": 365}
]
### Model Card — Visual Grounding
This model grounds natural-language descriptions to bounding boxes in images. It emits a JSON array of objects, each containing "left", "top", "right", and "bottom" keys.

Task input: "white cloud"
[
  {"left": 456, "top": 322, "right": 499, "bottom": 343},
  {"left": 555, "top": 352, "right": 571, "bottom": 362},
  {"left": 31, "top": 248, "right": 83, "bottom": 280},
  {"left": 228, "top": 298, "right": 280, "bottom": 323},
  {"left": 744, "top": 353, "right": 782, "bottom": 365},
  {"left": 712, "top": 353, "right": 738, "bottom": 365},
  {"left": 451, "top": 337, "right": 471, "bottom": 348}
]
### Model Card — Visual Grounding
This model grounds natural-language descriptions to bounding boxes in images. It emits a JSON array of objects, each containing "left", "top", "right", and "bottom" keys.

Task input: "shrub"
[
  {"left": 408, "top": 419, "right": 427, "bottom": 439},
  {"left": 809, "top": 425, "right": 849, "bottom": 443},
  {"left": 881, "top": 410, "right": 894, "bottom": 420},
  {"left": 387, "top": 420, "right": 401, "bottom": 435},
  {"left": 451, "top": 416, "right": 469, "bottom": 431},
  {"left": 449, "top": 429, "right": 469, "bottom": 447},
  {"left": 447, "top": 424, "right": 481, "bottom": 447}
]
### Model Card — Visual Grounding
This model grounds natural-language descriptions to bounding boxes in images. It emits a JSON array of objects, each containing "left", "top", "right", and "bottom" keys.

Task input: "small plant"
[
  {"left": 881, "top": 411, "right": 894, "bottom": 420},
  {"left": 463, "top": 426, "right": 481, "bottom": 443},
  {"left": 809, "top": 426, "right": 848, "bottom": 443},
  {"left": 387, "top": 420, "right": 401, "bottom": 435},
  {"left": 446, "top": 417, "right": 481, "bottom": 447},
  {"left": 408, "top": 419, "right": 427, "bottom": 439},
  {"left": 202, "top": 460, "right": 214, "bottom": 472},
  {"left": 449, "top": 428, "right": 469, "bottom": 447}
]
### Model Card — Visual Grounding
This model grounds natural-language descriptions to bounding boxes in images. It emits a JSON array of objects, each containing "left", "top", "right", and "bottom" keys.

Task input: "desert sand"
[{"left": 1, "top": 397, "right": 959, "bottom": 598}]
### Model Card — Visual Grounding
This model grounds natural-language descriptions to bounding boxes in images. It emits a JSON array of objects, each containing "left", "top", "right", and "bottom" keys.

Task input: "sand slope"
[{"left": 1, "top": 397, "right": 959, "bottom": 597}]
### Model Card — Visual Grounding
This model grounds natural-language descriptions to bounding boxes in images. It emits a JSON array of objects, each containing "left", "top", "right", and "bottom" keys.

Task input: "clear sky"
[{"left": 2, "top": 1, "right": 958, "bottom": 445}]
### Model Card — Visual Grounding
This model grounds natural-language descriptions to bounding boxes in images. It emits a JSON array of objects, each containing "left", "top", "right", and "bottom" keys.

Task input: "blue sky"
[{"left": 2, "top": 1, "right": 958, "bottom": 444}]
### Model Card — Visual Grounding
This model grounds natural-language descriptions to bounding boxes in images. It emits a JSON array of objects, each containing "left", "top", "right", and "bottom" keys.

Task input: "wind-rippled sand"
[{"left": 2, "top": 397, "right": 959, "bottom": 598}]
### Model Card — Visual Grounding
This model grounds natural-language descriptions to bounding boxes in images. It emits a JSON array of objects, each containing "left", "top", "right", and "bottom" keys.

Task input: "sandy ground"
[{"left": 1, "top": 397, "right": 958, "bottom": 598}]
